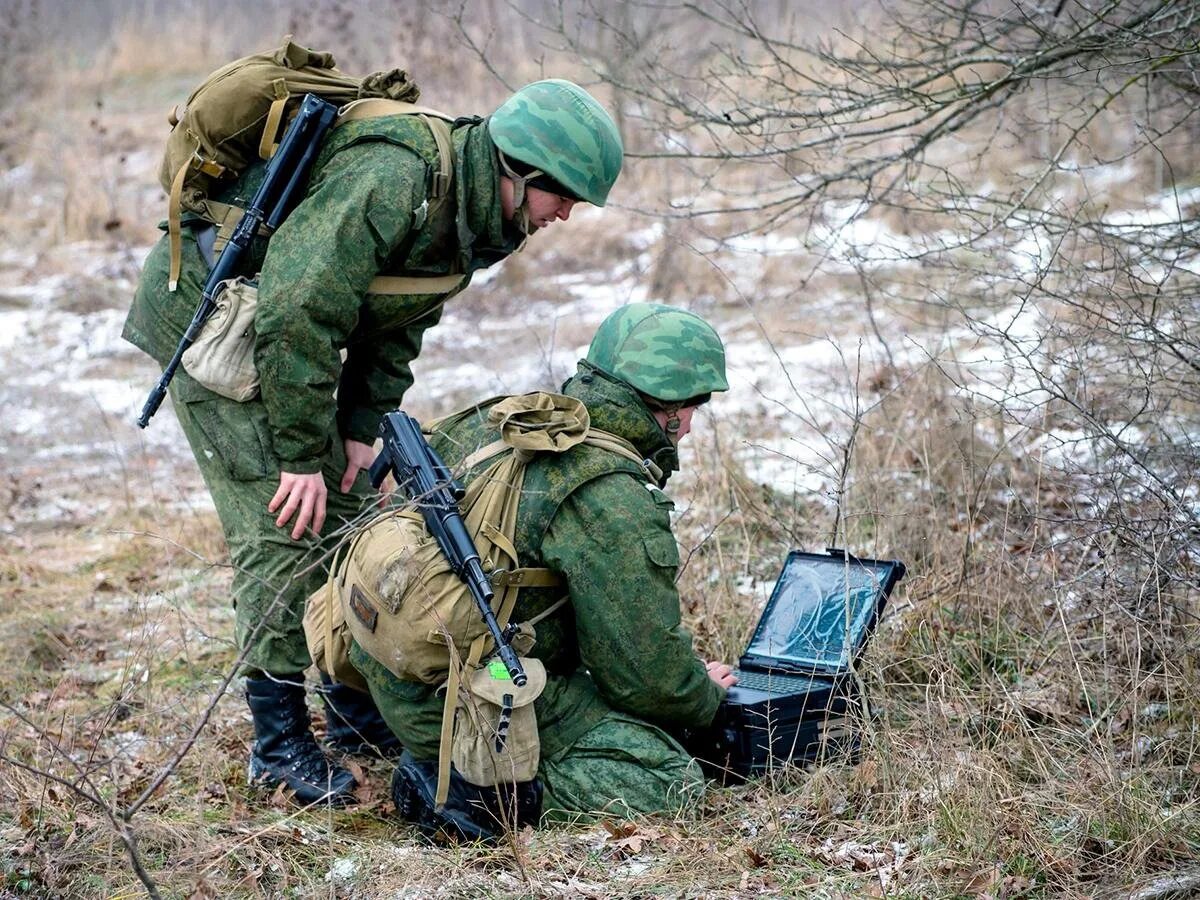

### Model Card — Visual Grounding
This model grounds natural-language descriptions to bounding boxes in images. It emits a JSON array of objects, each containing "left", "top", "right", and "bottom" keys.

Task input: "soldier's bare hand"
[
  {"left": 705, "top": 660, "right": 738, "bottom": 689},
  {"left": 268, "top": 472, "right": 327, "bottom": 539},
  {"left": 340, "top": 439, "right": 377, "bottom": 493}
]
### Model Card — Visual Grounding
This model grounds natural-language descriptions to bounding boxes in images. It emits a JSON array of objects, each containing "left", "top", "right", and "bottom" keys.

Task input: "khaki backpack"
[
  {"left": 303, "top": 392, "right": 658, "bottom": 801},
  {"left": 159, "top": 36, "right": 462, "bottom": 296}
]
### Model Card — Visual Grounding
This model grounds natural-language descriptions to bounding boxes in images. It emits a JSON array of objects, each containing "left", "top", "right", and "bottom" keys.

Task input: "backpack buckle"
[{"left": 490, "top": 568, "right": 517, "bottom": 587}]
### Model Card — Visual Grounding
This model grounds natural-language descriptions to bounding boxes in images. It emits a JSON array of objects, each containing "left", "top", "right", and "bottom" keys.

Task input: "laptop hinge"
[{"left": 737, "top": 654, "right": 846, "bottom": 680}]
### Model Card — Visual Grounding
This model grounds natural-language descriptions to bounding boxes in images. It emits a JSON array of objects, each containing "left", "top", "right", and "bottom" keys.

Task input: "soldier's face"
[
  {"left": 524, "top": 187, "right": 577, "bottom": 228},
  {"left": 499, "top": 177, "right": 578, "bottom": 227}
]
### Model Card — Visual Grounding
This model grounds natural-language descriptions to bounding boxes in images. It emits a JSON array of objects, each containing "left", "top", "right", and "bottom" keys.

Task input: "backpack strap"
[
  {"left": 367, "top": 273, "right": 464, "bottom": 296},
  {"left": 166, "top": 139, "right": 227, "bottom": 291},
  {"left": 338, "top": 99, "right": 463, "bottom": 296},
  {"left": 337, "top": 98, "right": 455, "bottom": 199},
  {"left": 166, "top": 159, "right": 190, "bottom": 292},
  {"left": 490, "top": 568, "right": 563, "bottom": 588},
  {"left": 201, "top": 198, "right": 271, "bottom": 258},
  {"left": 258, "top": 79, "right": 291, "bottom": 161},
  {"left": 460, "top": 438, "right": 509, "bottom": 471},
  {"left": 584, "top": 429, "right": 664, "bottom": 484},
  {"left": 424, "top": 394, "right": 510, "bottom": 436},
  {"left": 460, "top": 426, "right": 660, "bottom": 488}
]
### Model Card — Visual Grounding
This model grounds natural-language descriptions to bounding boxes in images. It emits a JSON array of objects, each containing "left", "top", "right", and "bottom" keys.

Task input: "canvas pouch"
[
  {"left": 303, "top": 578, "right": 369, "bottom": 693},
  {"left": 452, "top": 657, "right": 547, "bottom": 787},
  {"left": 181, "top": 277, "right": 261, "bottom": 401}
]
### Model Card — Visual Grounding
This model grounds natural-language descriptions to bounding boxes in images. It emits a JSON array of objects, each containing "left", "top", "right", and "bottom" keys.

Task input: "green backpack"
[{"left": 159, "top": 36, "right": 458, "bottom": 293}]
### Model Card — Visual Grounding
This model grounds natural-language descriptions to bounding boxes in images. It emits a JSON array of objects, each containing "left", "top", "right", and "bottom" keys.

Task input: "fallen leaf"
[
  {"left": 964, "top": 865, "right": 1002, "bottom": 896},
  {"left": 999, "top": 875, "right": 1035, "bottom": 898},
  {"left": 353, "top": 775, "right": 380, "bottom": 807},
  {"left": 268, "top": 783, "right": 290, "bottom": 809},
  {"left": 745, "top": 846, "right": 769, "bottom": 868},
  {"left": 602, "top": 820, "right": 661, "bottom": 857},
  {"left": 602, "top": 820, "right": 636, "bottom": 839}
]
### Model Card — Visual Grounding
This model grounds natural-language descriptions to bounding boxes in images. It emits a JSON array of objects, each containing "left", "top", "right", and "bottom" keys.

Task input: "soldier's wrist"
[{"left": 279, "top": 456, "right": 324, "bottom": 475}]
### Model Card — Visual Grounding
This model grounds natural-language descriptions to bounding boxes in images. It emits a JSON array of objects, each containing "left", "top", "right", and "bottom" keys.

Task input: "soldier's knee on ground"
[{"left": 538, "top": 713, "right": 706, "bottom": 821}]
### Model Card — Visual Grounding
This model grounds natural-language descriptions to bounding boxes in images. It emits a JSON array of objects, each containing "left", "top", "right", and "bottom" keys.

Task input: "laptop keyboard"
[{"left": 733, "top": 669, "right": 822, "bottom": 694}]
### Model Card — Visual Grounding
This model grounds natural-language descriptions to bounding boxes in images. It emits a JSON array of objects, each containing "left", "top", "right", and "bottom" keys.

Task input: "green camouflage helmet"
[
  {"left": 587, "top": 303, "right": 729, "bottom": 403},
  {"left": 488, "top": 79, "right": 623, "bottom": 207}
]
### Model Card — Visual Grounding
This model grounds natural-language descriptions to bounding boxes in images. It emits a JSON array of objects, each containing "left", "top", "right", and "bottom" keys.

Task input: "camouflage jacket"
[
  {"left": 123, "top": 117, "right": 522, "bottom": 472},
  {"left": 388, "top": 364, "right": 723, "bottom": 756}
]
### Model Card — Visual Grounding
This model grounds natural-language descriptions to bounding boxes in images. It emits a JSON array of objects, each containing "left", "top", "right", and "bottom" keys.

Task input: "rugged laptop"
[{"left": 686, "top": 548, "right": 906, "bottom": 781}]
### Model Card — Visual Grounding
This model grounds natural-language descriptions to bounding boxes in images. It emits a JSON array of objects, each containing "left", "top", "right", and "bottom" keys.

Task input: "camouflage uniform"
[
  {"left": 123, "top": 118, "right": 524, "bottom": 673},
  {"left": 351, "top": 363, "right": 725, "bottom": 818}
]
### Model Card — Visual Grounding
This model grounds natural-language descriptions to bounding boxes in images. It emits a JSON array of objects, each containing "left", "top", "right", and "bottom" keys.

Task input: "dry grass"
[{"left": 4, "top": 391, "right": 1195, "bottom": 897}]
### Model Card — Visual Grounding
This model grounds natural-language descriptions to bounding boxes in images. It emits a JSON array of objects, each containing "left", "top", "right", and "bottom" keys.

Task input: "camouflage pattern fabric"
[
  {"left": 123, "top": 119, "right": 522, "bottom": 671},
  {"left": 585, "top": 303, "right": 729, "bottom": 402},
  {"left": 352, "top": 365, "right": 723, "bottom": 816},
  {"left": 170, "top": 369, "right": 375, "bottom": 674},
  {"left": 487, "top": 80, "right": 623, "bottom": 207},
  {"left": 538, "top": 712, "right": 705, "bottom": 821}
]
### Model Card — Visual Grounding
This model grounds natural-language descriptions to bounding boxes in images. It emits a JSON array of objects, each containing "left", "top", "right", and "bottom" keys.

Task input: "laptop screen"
[{"left": 742, "top": 551, "right": 901, "bottom": 674}]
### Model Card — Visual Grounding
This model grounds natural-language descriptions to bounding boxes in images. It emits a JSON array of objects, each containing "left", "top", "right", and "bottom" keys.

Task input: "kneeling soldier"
[{"left": 323, "top": 303, "right": 736, "bottom": 838}]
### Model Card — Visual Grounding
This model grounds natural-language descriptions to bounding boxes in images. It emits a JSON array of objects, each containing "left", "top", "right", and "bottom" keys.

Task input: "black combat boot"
[
  {"left": 319, "top": 673, "right": 403, "bottom": 758},
  {"left": 390, "top": 752, "right": 542, "bottom": 843},
  {"left": 245, "top": 675, "right": 358, "bottom": 806}
]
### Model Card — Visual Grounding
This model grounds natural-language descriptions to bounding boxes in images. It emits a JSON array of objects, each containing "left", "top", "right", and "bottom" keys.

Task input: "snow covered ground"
[{"left": 3, "top": 179, "right": 1195, "bottom": 536}]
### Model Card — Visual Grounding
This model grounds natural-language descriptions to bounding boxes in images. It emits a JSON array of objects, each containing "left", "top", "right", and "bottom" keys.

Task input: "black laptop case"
[{"left": 686, "top": 549, "right": 905, "bottom": 781}]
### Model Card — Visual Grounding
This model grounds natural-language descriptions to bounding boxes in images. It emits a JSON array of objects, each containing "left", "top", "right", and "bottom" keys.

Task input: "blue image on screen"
[{"left": 745, "top": 556, "right": 887, "bottom": 671}]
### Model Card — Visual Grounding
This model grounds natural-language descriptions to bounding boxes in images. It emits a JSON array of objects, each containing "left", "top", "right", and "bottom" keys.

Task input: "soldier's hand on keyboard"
[{"left": 705, "top": 660, "right": 738, "bottom": 689}]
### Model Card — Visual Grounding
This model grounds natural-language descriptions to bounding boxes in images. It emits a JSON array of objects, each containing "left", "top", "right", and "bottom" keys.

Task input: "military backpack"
[{"left": 159, "top": 35, "right": 460, "bottom": 293}]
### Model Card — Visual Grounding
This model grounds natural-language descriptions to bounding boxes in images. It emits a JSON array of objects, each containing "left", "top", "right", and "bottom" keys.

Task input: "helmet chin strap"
[
  {"left": 498, "top": 150, "right": 542, "bottom": 237},
  {"left": 663, "top": 405, "right": 683, "bottom": 441}
]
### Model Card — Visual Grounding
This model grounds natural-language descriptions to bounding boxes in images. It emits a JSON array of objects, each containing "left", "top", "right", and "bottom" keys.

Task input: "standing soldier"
[{"left": 123, "top": 79, "right": 623, "bottom": 805}]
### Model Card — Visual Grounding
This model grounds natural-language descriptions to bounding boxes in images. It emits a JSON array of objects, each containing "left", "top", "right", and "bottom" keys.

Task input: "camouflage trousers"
[
  {"left": 538, "top": 714, "right": 705, "bottom": 821},
  {"left": 350, "top": 645, "right": 705, "bottom": 819},
  {"left": 170, "top": 373, "right": 375, "bottom": 674}
]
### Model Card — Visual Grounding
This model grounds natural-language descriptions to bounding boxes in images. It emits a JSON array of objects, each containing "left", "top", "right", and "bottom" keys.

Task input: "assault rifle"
[
  {"left": 137, "top": 93, "right": 340, "bottom": 428},
  {"left": 369, "top": 411, "right": 528, "bottom": 687}
]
